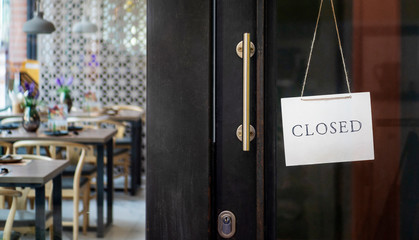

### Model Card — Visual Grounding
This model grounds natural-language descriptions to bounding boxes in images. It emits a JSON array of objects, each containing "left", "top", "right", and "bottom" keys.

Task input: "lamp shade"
[
  {"left": 23, "top": 12, "right": 55, "bottom": 34},
  {"left": 72, "top": 16, "right": 98, "bottom": 33}
]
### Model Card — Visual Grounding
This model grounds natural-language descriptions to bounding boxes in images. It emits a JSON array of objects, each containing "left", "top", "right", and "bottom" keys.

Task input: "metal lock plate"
[
  {"left": 236, "top": 124, "right": 256, "bottom": 142},
  {"left": 218, "top": 210, "right": 236, "bottom": 238}
]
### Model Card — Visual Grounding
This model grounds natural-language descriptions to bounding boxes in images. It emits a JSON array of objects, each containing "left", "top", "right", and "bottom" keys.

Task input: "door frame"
[
  {"left": 147, "top": 0, "right": 212, "bottom": 239},
  {"left": 255, "top": 0, "right": 266, "bottom": 239}
]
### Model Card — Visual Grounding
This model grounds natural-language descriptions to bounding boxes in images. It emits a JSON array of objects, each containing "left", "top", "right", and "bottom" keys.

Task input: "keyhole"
[{"left": 223, "top": 216, "right": 231, "bottom": 224}]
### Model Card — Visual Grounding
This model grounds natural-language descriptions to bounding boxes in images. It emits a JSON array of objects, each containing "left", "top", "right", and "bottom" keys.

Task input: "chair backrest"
[
  {"left": 68, "top": 117, "right": 127, "bottom": 139},
  {"left": 0, "top": 141, "right": 12, "bottom": 155},
  {"left": 105, "top": 105, "right": 145, "bottom": 122},
  {"left": 13, "top": 141, "right": 89, "bottom": 185},
  {"left": 0, "top": 117, "right": 22, "bottom": 125},
  {"left": 99, "top": 119, "right": 127, "bottom": 139},
  {"left": 0, "top": 142, "right": 15, "bottom": 208},
  {"left": 67, "top": 116, "right": 109, "bottom": 124},
  {"left": 0, "top": 189, "right": 21, "bottom": 240},
  {"left": 17, "top": 154, "right": 54, "bottom": 161},
  {"left": 107, "top": 105, "right": 144, "bottom": 113},
  {"left": 68, "top": 117, "right": 124, "bottom": 164}
]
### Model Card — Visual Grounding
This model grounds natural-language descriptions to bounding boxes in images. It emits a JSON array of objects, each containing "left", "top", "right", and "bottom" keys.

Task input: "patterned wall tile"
[
  {"left": 38, "top": 0, "right": 147, "bottom": 164},
  {"left": 38, "top": 0, "right": 146, "bottom": 110}
]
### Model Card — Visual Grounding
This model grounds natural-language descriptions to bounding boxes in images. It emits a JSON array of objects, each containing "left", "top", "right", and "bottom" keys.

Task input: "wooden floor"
[{"left": 21, "top": 177, "right": 146, "bottom": 240}]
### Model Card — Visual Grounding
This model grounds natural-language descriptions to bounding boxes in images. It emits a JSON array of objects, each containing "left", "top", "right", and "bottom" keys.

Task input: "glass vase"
[
  {"left": 22, "top": 105, "right": 40, "bottom": 132},
  {"left": 60, "top": 92, "right": 73, "bottom": 113}
]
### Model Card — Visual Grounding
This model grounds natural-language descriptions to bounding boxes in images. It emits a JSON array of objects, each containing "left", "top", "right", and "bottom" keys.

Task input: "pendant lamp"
[
  {"left": 23, "top": 0, "right": 55, "bottom": 34},
  {"left": 72, "top": 16, "right": 98, "bottom": 33},
  {"left": 72, "top": 0, "right": 98, "bottom": 34}
]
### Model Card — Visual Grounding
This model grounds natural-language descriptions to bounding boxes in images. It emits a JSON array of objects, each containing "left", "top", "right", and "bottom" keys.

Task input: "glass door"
[{"left": 267, "top": 0, "right": 418, "bottom": 239}]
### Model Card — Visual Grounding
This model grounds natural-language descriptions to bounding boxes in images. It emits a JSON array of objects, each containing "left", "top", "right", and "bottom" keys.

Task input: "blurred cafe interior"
[{"left": 0, "top": 0, "right": 146, "bottom": 239}]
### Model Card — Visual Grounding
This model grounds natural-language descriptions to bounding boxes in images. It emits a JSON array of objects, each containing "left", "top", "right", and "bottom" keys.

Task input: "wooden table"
[
  {"left": 70, "top": 110, "right": 144, "bottom": 196},
  {"left": 0, "top": 159, "right": 69, "bottom": 239},
  {"left": 0, "top": 128, "right": 117, "bottom": 238},
  {"left": 0, "top": 109, "right": 144, "bottom": 196}
]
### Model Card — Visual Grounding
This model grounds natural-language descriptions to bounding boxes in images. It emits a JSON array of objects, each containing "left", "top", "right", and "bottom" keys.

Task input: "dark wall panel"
[{"left": 146, "top": 0, "right": 211, "bottom": 239}]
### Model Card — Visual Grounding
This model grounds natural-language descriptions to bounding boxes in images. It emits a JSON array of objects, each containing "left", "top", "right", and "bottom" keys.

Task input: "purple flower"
[
  {"left": 20, "top": 81, "right": 39, "bottom": 106},
  {"left": 28, "top": 82, "right": 35, "bottom": 96},
  {"left": 56, "top": 77, "right": 63, "bottom": 87},
  {"left": 24, "top": 82, "right": 31, "bottom": 92},
  {"left": 66, "top": 76, "right": 73, "bottom": 86},
  {"left": 20, "top": 81, "right": 37, "bottom": 98},
  {"left": 56, "top": 76, "right": 73, "bottom": 87}
]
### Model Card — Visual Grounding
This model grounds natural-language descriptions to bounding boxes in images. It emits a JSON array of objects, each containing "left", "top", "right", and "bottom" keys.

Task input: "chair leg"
[
  {"left": 49, "top": 225, "right": 54, "bottom": 240},
  {"left": 124, "top": 160, "right": 129, "bottom": 194},
  {"left": 82, "top": 186, "right": 90, "bottom": 235},
  {"left": 73, "top": 192, "right": 79, "bottom": 240},
  {"left": 30, "top": 198, "right": 34, "bottom": 209}
]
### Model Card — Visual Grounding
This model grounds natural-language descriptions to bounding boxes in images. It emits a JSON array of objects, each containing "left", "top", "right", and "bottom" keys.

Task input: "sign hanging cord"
[{"left": 300, "top": 0, "right": 351, "bottom": 98}]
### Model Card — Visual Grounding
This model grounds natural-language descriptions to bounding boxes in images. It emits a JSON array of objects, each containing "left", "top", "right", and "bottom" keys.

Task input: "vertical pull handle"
[
  {"left": 236, "top": 33, "right": 256, "bottom": 151},
  {"left": 242, "top": 33, "right": 251, "bottom": 151}
]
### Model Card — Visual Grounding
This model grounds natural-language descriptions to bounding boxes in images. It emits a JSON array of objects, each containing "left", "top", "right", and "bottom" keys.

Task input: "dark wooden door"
[{"left": 213, "top": 0, "right": 259, "bottom": 239}]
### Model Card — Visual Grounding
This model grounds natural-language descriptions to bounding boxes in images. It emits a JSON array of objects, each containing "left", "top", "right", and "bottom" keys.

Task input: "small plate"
[
  {"left": 68, "top": 126, "right": 83, "bottom": 131},
  {"left": 0, "top": 155, "right": 23, "bottom": 163},
  {"left": 104, "top": 109, "right": 118, "bottom": 115},
  {"left": 0, "top": 123, "right": 19, "bottom": 130},
  {"left": 102, "top": 107, "right": 119, "bottom": 116},
  {"left": 44, "top": 130, "right": 69, "bottom": 136}
]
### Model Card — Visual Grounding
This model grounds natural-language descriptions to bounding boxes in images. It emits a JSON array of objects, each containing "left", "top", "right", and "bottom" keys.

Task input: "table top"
[
  {"left": 70, "top": 110, "right": 143, "bottom": 122},
  {"left": 0, "top": 159, "right": 69, "bottom": 185},
  {"left": 0, "top": 109, "right": 143, "bottom": 122},
  {"left": 0, "top": 111, "right": 20, "bottom": 119},
  {"left": 0, "top": 128, "right": 117, "bottom": 144}
]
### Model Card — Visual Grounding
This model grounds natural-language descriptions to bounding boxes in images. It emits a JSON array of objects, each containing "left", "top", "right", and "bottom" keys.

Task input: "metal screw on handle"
[{"left": 236, "top": 124, "right": 256, "bottom": 142}]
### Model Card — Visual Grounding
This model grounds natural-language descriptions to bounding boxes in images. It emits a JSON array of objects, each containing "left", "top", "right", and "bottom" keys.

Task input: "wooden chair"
[
  {"left": 0, "top": 141, "right": 12, "bottom": 155},
  {"left": 104, "top": 104, "right": 145, "bottom": 125},
  {"left": 0, "top": 117, "right": 22, "bottom": 126},
  {"left": 104, "top": 104, "right": 144, "bottom": 155},
  {"left": 104, "top": 104, "right": 144, "bottom": 113},
  {"left": 0, "top": 106, "right": 11, "bottom": 113},
  {"left": 103, "top": 104, "right": 144, "bottom": 160},
  {"left": 0, "top": 189, "right": 22, "bottom": 240},
  {"left": 13, "top": 141, "right": 91, "bottom": 240},
  {"left": 0, "top": 142, "right": 13, "bottom": 209},
  {"left": 0, "top": 154, "right": 54, "bottom": 239},
  {"left": 0, "top": 116, "right": 47, "bottom": 126},
  {"left": 69, "top": 117, "right": 131, "bottom": 193}
]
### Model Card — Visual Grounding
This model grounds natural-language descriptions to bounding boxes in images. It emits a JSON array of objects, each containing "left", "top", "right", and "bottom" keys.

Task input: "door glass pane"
[{"left": 269, "top": 0, "right": 415, "bottom": 239}]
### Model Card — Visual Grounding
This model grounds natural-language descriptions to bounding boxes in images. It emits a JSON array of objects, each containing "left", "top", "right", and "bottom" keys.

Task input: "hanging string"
[{"left": 300, "top": 0, "right": 351, "bottom": 98}]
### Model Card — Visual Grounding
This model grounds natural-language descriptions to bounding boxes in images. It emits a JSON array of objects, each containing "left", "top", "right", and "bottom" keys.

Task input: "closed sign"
[{"left": 281, "top": 92, "right": 374, "bottom": 166}]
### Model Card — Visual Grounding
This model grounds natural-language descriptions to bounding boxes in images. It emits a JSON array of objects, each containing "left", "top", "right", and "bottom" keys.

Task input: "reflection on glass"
[{"left": 270, "top": 0, "right": 419, "bottom": 239}]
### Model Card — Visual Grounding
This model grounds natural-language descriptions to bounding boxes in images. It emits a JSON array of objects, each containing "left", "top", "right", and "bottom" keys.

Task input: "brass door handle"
[
  {"left": 243, "top": 33, "right": 250, "bottom": 151},
  {"left": 236, "top": 33, "right": 255, "bottom": 151}
]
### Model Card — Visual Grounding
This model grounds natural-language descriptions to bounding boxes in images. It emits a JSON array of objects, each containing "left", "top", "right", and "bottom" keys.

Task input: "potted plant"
[
  {"left": 56, "top": 76, "right": 73, "bottom": 112},
  {"left": 20, "top": 81, "right": 40, "bottom": 132}
]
